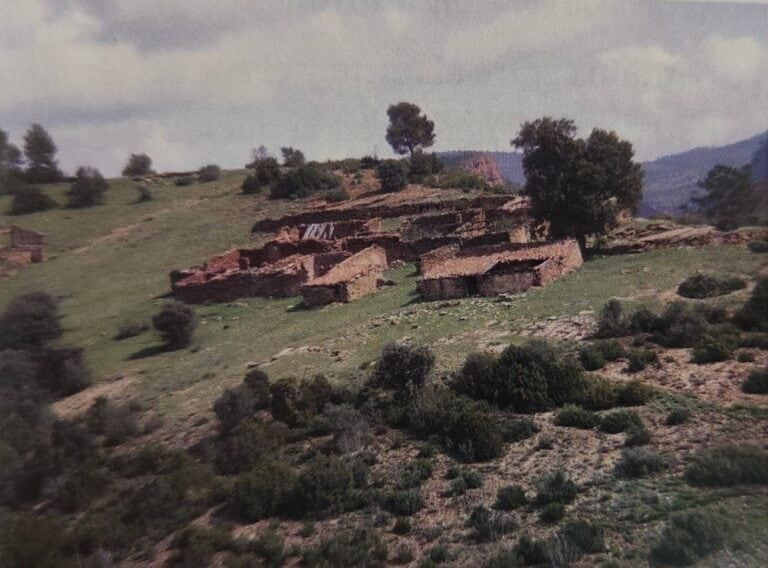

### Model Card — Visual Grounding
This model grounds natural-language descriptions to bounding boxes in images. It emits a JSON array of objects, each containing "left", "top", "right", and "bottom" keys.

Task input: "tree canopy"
[
  {"left": 23, "top": 124, "right": 62, "bottom": 184},
  {"left": 280, "top": 147, "right": 305, "bottom": 168},
  {"left": 694, "top": 164, "right": 753, "bottom": 223},
  {"left": 512, "top": 117, "right": 643, "bottom": 248},
  {"left": 122, "top": 153, "right": 154, "bottom": 177},
  {"left": 65, "top": 166, "right": 108, "bottom": 208},
  {"left": 385, "top": 102, "right": 435, "bottom": 157},
  {"left": 0, "top": 129, "right": 23, "bottom": 193}
]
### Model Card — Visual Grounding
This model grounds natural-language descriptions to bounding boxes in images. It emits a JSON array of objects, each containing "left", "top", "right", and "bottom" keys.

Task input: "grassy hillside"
[{"left": 1, "top": 172, "right": 765, "bottom": 431}]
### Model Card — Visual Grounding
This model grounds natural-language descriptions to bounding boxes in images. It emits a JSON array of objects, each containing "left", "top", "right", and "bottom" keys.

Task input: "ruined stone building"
[
  {"left": 301, "top": 246, "right": 388, "bottom": 306},
  {"left": 418, "top": 240, "right": 583, "bottom": 301},
  {"left": 0, "top": 225, "right": 45, "bottom": 271}
]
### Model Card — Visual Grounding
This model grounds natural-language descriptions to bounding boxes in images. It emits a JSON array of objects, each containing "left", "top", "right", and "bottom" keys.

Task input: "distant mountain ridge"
[{"left": 440, "top": 130, "right": 768, "bottom": 217}]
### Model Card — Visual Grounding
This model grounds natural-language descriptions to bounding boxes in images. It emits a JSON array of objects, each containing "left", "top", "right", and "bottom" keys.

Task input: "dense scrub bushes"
[
  {"left": 270, "top": 164, "right": 340, "bottom": 199},
  {"left": 735, "top": 277, "right": 768, "bottom": 332},
  {"left": 376, "top": 160, "right": 407, "bottom": 193},
  {"left": 748, "top": 240, "right": 768, "bottom": 253},
  {"left": 615, "top": 447, "right": 666, "bottom": 478},
  {"left": 685, "top": 444, "right": 768, "bottom": 486},
  {"left": 197, "top": 164, "right": 221, "bottom": 182},
  {"left": 374, "top": 342, "right": 435, "bottom": 391},
  {"left": 494, "top": 485, "right": 527, "bottom": 510},
  {"left": 651, "top": 510, "right": 729, "bottom": 566},
  {"left": 677, "top": 274, "right": 747, "bottom": 298},
  {"left": 7, "top": 184, "right": 58, "bottom": 214},
  {"left": 742, "top": 368, "right": 768, "bottom": 393},
  {"left": 302, "top": 528, "right": 387, "bottom": 567},
  {"left": 66, "top": 166, "right": 109, "bottom": 208}
]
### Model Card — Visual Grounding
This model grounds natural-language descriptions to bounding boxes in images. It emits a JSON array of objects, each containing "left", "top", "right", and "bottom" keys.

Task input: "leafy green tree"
[
  {"left": 385, "top": 102, "right": 435, "bottom": 157},
  {"left": 23, "top": 124, "right": 62, "bottom": 183},
  {"left": 512, "top": 117, "right": 643, "bottom": 250},
  {"left": 280, "top": 147, "right": 305, "bottom": 167},
  {"left": 152, "top": 300, "right": 197, "bottom": 349},
  {"left": 0, "top": 129, "right": 23, "bottom": 194},
  {"left": 7, "top": 184, "right": 57, "bottom": 215},
  {"left": 65, "top": 166, "right": 108, "bottom": 208},
  {"left": 694, "top": 164, "right": 753, "bottom": 224},
  {"left": 122, "top": 153, "right": 153, "bottom": 177}
]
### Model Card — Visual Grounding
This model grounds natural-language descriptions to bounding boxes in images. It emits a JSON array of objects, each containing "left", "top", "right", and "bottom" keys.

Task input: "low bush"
[
  {"left": 152, "top": 300, "right": 197, "bottom": 349},
  {"left": 326, "top": 187, "right": 350, "bottom": 202},
  {"left": 735, "top": 278, "right": 768, "bottom": 332},
  {"left": 37, "top": 347, "right": 91, "bottom": 396},
  {"left": 748, "top": 240, "right": 768, "bottom": 253},
  {"left": 625, "top": 422, "right": 651, "bottom": 446},
  {"left": 175, "top": 175, "right": 195, "bottom": 186},
  {"left": 122, "top": 153, "right": 153, "bottom": 177},
  {"left": 742, "top": 368, "right": 768, "bottom": 394},
  {"left": 616, "top": 379, "right": 654, "bottom": 406},
  {"left": 677, "top": 274, "right": 747, "bottom": 299},
  {"left": 494, "top": 485, "right": 527, "bottom": 510},
  {"left": 392, "top": 543, "right": 413, "bottom": 565},
  {"left": 615, "top": 447, "right": 666, "bottom": 478},
  {"left": 554, "top": 405, "right": 598, "bottom": 429},
  {"left": 651, "top": 510, "right": 728, "bottom": 566},
  {"left": 738, "top": 332, "right": 768, "bottom": 349},
  {"left": 291, "top": 454, "right": 354, "bottom": 516},
  {"left": 653, "top": 302, "right": 709, "bottom": 348},
  {"left": 599, "top": 409, "right": 643, "bottom": 434},
  {"left": 535, "top": 470, "right": 577, "bottom": 506},
  {"left": 691, "top": 332, "right": 737, "bottom": 364},
  {"left": 665, "top": 407, "right": 691, "bottom": 425},
  {"left": 302, "top": 528, "right": 387, "bottom": 568},
  {"left": 214, "top": 371, "right": 271, "bottom": 434},
  {"left": 7, "top": 185, "right": 57, "bottom": 215},
  {"left": 502, "top": 416, "right": 539, "bottom": 442},
  {"left": 595, "top": 339, "right": 628, "bottom": 361},
  {"left": 468, "top": 505, "right": 514, "bottom": 542},
  {"left": 626, "top": 348, "right": 658, "bottom": 372},
  {"left": 228, "top": 460, "right": 297, "bottom": 521},
  {"left": 538, "top": 501, "right": 565, "bottom": 524},
  {"left": 254, "top": 157, "right": 281, "bottom": 185},
  {"left": 270, "top": 164, "right": 340, "bottom": 199},
  {"left": 580, "top": 376, "right": 620, "bottom": 410},
  {"left": 86, "top": 396, "right": 139, "bottom": 446},
  {"left": 425, "top": 171, "right": 491, "bottom": 191},
  {"left": 241, "top": 175, "right": 261, "bottom": 194},
  {"left": 578, "top": 344, "right": 606, "bottom": 371},
  {"left": 197, "top": 164, "right": 221, "bottom": 182},
  {"left": 408, "top": 151, "right": 442, "bottom": 181},
  {"left": 376, "top": 161, "right": 407, "bottom": 193},
  {"left": 595, "top": 299, "right": 631, "bottom": 338},
  {"left": 685, "top": 444, "right": 768, "bottom": 486},
  {"left": 0, "top": 291, "right": 61, "bottom": 350},
  {"left": 215, "top": 419, "right": 285, "bottom": 475},
  {"left": 736, "top": 351, "right": 756, "bottom": 362},
  {"left": 392, "top": 516, "right": 411, "bottom": 535},
  {"left": 374, "top": 343, "right": 434, "bottom": 391},
  {"left": 559, "top": 520, "right": 605, "bottom": 554},
  {"left": 398, "top": 458, "right": 433, "bottom": 489},
  {"left": 516, "top": 535, "right": 549, "bottom": 566},
  {"left": 383, "top": 489, "right": 423, "bottom": 516}
]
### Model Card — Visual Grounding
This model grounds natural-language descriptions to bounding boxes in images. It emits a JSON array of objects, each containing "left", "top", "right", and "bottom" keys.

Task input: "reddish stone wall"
[
  {"left": 301, "top": 246, "right": 388, "bottom": 306},
  {"left": 478, "top": 268, "right": 538, "bottom": 296},
  {"left": 252, "top": 194, "right": 514, "bottom": 233},
  {"left": 10, "top": 225, "right": 44, "bottom": 247},
  {"left": 420, "top": 276, "right": 470, "bottom": 301}
]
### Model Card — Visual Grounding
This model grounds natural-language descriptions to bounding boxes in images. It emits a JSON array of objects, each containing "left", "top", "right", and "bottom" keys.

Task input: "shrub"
[
  {"left": 8, "top": 185, "right": 57, "bottom": 215},
  {"left": 691, "top": 333, "right": 737, "bottom": 364},
  {"left": 270, "top": 164, "right": 339, "bottom": 199},
  {"left": 152, "top": 300, "right": 197, "bottom": 349},
  {"left": 651, "top": 510, "right": 728, "bottom": 566},
  {"left": 625, "top": 422, "right": 651, "bottom": 446},
  {"left": 326, "top": 187, "right": 350, "bottom": 202},
  {"left": 616, "top": 379, "right": 654, "bottom": 406},
  {"left": 408, "top": 151, "right": 442, "bottom": 180},
  {"left": 175, "top": 175, "right": 195, "bottom": 186},
  {"left": 66, "top": 166, "right": 108, "bottom": 208},
  {"left": 280, "top": 147, "right": 305, "bottom": 167},
  {"left": 615, "top": 447, "right": 666, "bottom": 478},
  {"left": 392, "top": 543, "right": 413, "bottom": 565},
  {"left": 594, "top": 339, "right": 627, "bottom": 361},
  {"left": 742, "top": 368, "right": 768, "bottom": 394},
  {"left": 254, "top": 157, "right": 281, "bottom": 185},
  {"left": 685, "top": 444, "right": 768, "bottom": 486},
  {"left": 214, "top": 386, "right": 258, "bottom": 434},
  {"left": 302, "top": 528, "right": 386, "bottom": 568},
  {"left": 229, "top": 460, "right": 297, "bottom": 520},
  {"left": 738, "top": 332, "right": 768, "bottom": 349},
  {"left": 736, "top": 351, "right": 756, "bottom": 362},
  {"left": 215, "top": 419, "right": 284, "bottom": 474},
  {"left": 748, "top": 240, "right": 768, "bottom": 253},
  {"left": 450, "top": 403, "right": 504, "bottom": 462},
  {"left": 0, "top": 292, "right": 61, "bottom": 350},
  {"left": 666, "top": 407, "right": 691, "bottom": 425},
  {"left": 291, "top": 454, "right": 353, "bottom": 515},
  {"left": 198, "top": 164, "right": 221, "bottom": 182},
  {"left": 516, "top": 535, "right": 549, "bottom": 566},
  {"left": 37, "top": 347, "right": 91, "bottom": 396},
  {"left": 122, "top": 153, "right": 153, "bottom": 177},
  {"left": 559, "top": 520, "right": 605, "bottom": 554},
  {"left": 360, "top": 155, "right": 380, "bottom": 169},
  {"left": 374, "top": 343, "right": 434, "bottom": 391},
  {"left": 677, "top": 274, "right": 747, "bottom": 299},
  {"left": 535, "top": 470, "right": 577, "bottom": 506},
  {"left": 580, "top": 376, "right": 619, "bottom": 410},
  {"left": 626, "top": 348, "right": 658, "bottom": 372},
  {"left": 735, "top": 278, "right": 768, "bottom": 332},
  {"left": 383, "top": 489, "right": 423, "bottom": 516},
  {"left": 538, "top": 502, "right": 565, "bottom": 524},
  {"left": 170, "top": 525, "right": 234, "bottom": 567},
  {"left": 376, "top": 161, "right": 407, "bottom": 193},
  {"left": 595, "top": 299, "right": 631, "bottom": 338},
  {"left": 494, "top": 485, "right": 527, "bottom": 510},
  {"left": 653, "top": 302, "right": 708, "bottom": 348},
  {"left": 502, "top": 416, "right": 539, "bottom": 442},
  {"left": 241, "top": 175, "right": 261, "bottom": 194},
  {"left": 426, "top": 171, "right": 491, "bottom": 191},
  {"left": 86, "top": 396, "right": 139, "bottom": 445},
  {"left": 468, "top": 505, "right": 514, "bottom": 542},
  {"left": 579, "top": 344, "right": 606, "bottom": 371},
  {"left": 599, "top": 409, "right": 643, "bottom": 434},
  {"left": 554, "top": 405, "right": 598, "bottom": 429},
  {"left": 398, "top": 458, "right": 433, "bottom": 489},
  {"left": 392, "top": 517, "right": 411, "bottom": 535}
]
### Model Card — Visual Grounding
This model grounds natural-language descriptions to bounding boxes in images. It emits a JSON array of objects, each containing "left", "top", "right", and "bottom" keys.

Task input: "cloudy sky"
[{"left": 0, "top": 0, "right": 766, "bottom": 176}]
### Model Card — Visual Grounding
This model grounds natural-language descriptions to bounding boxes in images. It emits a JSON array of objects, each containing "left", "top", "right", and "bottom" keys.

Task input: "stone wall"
[
  {"left": 301, "top": 246, "right": 388, "bottom": 306},
  {"left": 10, "top": 225, "right": 45, "bottom": 247},
  {"left": 420, "top": 276, "right": 470, "bottom": 301}
]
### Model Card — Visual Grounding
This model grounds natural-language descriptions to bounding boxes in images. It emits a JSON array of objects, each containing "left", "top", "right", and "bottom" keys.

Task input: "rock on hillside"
[{"left": 458, "top": 152, "right": 504, "bottom": 186}]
